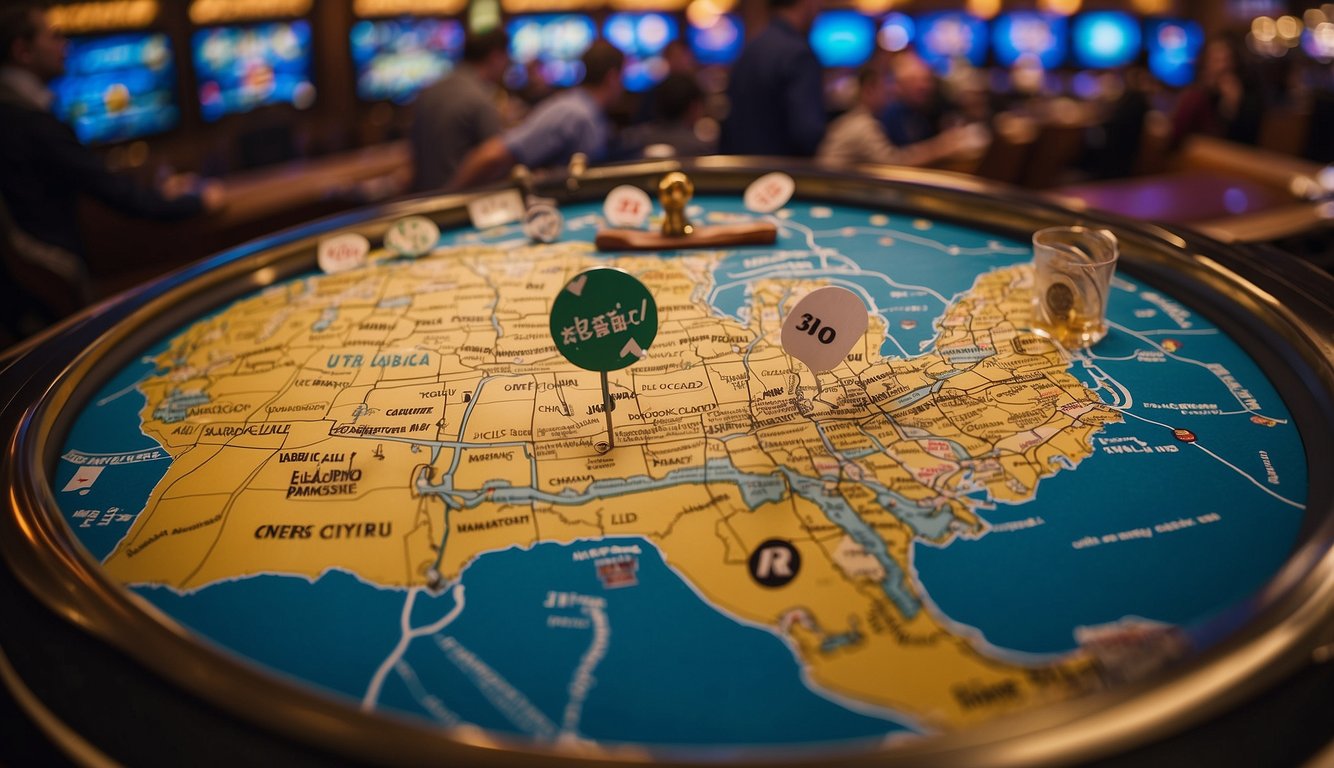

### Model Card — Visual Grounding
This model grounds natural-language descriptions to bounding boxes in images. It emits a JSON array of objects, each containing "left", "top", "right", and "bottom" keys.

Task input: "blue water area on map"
[
  {"left": 381, "top": 539, "right": 910, "bottom": 746},
  {"left": 53, "top": 349, "right": 172, "bottom": 561},
  {"left": 135, "top": 570, "right": 409, "bottom": 701},
  {"left": 137, "top": 540, "right": 909, "bottom": 747}
]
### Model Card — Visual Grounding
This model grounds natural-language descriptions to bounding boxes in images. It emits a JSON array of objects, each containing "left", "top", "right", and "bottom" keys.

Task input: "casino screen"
[
  {"left": 992, "top": 11, "right": 1068, "bottom": 70},
  {"left": 686, "top": 13, "right": 743, "bottom": 65},
  {"left": 506, "top": 14, "right": 597, "bottom": 88},
  {"left": 349, "top": 17, "right": 465, "bottom": 104},
  {"left": 915, "top": 12, "right": 988, "bottom": 73},
  {"left": 1071, "top": 11, "right": 1142, "bottom": 69},
  {"left": 602, "top": 13, "right": 679, "bottom": 93},
  {"left": 876, "top": 13, "right": 915, "bottom": 53},
  {"left": 192, "top": 20, "right": 317, "bottom": 122},
  {"left": 1146, "top": 18, "right": 1204, "bottom": 88},
  {"left": 50, "top": 33, "right": 181, "bottom": 145},
  {"left": 809, "top": 11, "right": 876, "bottom": 69}
]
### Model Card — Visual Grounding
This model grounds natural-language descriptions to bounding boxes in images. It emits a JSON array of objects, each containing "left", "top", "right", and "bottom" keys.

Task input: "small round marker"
[
  {"left": 781, "top": 286, "right": 869, "bottom": 373},
  {"left": 524, "top": 202, "right": 564, "bottom": 243},
  {"left": 317, "top": 233, "right": 370, "bottom": 274},
  {"left": 550, "top": 268, "right": 659, "bottom": 452},
  {"left": 603, "top": 184, "right": 653, "bottom": 228},
  {"left": 744, "top": 172, "right": 795, "bottom": 214},
  {"left": 384, "top": 215, "right": 440, "bottom": 258}
]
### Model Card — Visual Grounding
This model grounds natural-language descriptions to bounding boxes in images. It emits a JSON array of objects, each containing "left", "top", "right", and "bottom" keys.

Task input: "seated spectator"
[
  {"left": 618, "top": 72, "right": 716, "bottom": 158},
  {"left": 449, "top": 41, "right": 624, "bottom": 190},
  {"left": 0, "top": 2, "right": 222, "bottom": 335},
  {"left": 410, "top": 29, "right": 510, "bottom": 192},
  {"left": 1170, "top": 35, "right": 1263, "bottom": 149},
  {"left": 819, "top": 66, "right": 983, "bottom": 168},
  {"left": 881, "top": 50, "right": 955, "bottom": 147}
]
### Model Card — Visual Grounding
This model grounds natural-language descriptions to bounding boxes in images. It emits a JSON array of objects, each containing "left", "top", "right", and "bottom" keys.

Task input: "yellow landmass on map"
[{"left": 104, "top": 238, "right": 1120, "bottom": 730}]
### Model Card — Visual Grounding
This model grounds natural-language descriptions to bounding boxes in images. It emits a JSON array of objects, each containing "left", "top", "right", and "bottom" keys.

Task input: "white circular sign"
[
  {"left": 744, "top": 172, "right": 795, "bottom": 214},
  {"left": 384, "top": 215, "right": 440, "bottom": 258},
  {"left": 780, "top": 286, "right": 869, "bottom": 373},
  {"left": 316, "top": 233, "right": 370, "bottom": 274},
  {"left": 603, "top": 185, "right": 653, "bottom": 228},
  {"left": 524, "top": 203, "right": 564, "bottom": 244}
]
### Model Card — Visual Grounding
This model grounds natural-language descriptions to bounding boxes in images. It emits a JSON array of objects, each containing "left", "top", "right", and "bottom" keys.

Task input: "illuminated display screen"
[
  {"left": 1071, "top": 11, "right": 1141, "bottom": 69},
  {"left": 687, "top": 14, "right": 742, "bottom": 65},
  {"left": 507, "top": 14, "right": 597, "bottom": 88},
  {"left": 809, "top": 11, "right": 875, "bottom": 68},
  {"left": 916, "top": 12, "right": 988, "bottom": 73},
  {"left": 877, "top": 13, "right": 914, "bottom": 53},
  {"left": 193, "top": 20, "right": 316, "bottom": 122},
  {"left": 349, "top": 17, "right": 464, "bottom": 103},
  {"left": 1146, "top": 18, "right": 1203, "bottom": 87},
  {"left": 604, "top": 12, "right": 679, "bottom": 92},
  {"left": 992, "top": 12, "right": 1067, "bottom": 69},
  {"left": 51, "top": 33, "right": 180, "bottom": 144}
]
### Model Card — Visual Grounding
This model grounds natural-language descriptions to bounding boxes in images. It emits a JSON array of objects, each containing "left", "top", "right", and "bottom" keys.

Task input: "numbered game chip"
[
  {"left": 383, "top": 216, "right": 440, "bottom": 258},
  {"left": 316, "top": 233, "right": 370, "bottom": 274},
  {"left": 744, "top": 172, "right": 795, "bottom": 214},
  {"left": 523, "top": 203, "right": 564, "bottom": 244},
  {"left": 603, "top": 185, "right": 653, "bottom": 228}
]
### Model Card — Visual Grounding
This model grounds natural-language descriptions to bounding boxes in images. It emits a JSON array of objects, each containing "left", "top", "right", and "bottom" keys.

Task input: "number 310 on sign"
[{"left": 780, "top": 286, "right": 869, "bottom": 372}]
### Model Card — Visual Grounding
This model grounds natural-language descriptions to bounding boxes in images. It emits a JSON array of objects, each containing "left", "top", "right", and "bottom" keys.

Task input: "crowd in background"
[
  {"left": 3, "top": 0, "right": 1333, "bottom": 345},
  {"left": 409, "top": 0, "right": 1334, "bottom": 194}
]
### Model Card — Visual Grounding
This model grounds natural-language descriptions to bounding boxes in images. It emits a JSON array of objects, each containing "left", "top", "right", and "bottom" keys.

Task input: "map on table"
[{"left": 53, "top": 198, "right": 1308, "bottom": 755}]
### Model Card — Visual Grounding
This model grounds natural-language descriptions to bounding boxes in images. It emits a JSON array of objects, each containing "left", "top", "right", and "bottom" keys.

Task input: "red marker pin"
[
  {"left": 604, "top": 185, "right": 653, "bottom": 228},
  {"left": 744, "top": 172, "right": 795, "bottom": 214},
  {"left": 317, "top": 233, "right": 370, "bottom": 274}
]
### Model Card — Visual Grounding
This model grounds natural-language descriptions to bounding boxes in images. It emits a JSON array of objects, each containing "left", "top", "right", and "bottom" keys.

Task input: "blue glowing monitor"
[
  {"left": 349, "top": 17, "right": 464, "bottom": 103},
  {"left": 1071, "top": 11, "right": 1141, "bottom": 69},
  {"left": 506, "top": 14, "right": 597, "bottom": 87},
  {"left": 877, "top": 13, "right": 915, "bottom": 53},
  {"left": 1146, "top": 18, "right": 1204, "bottom": 87},
  {"left": 604, "top": 12, "right": 679, "bottom": 92},
  {"left": 810, "top": 11, "right": 875, "bottom": 68},
  {"left": 193, "top": 21, "right": 316, "bottom": 122},
  {"left": 915, "top": 12, "right": 988, "bottom": 73},
  {"left": 50, "top": 33, "right": 180, "bottom": 144},
  {"left": 687, "top": 14, "right": 743, "bottom": 65},
  {"left": 992, "top": 12, "right": 1067, "bottom": 69}
]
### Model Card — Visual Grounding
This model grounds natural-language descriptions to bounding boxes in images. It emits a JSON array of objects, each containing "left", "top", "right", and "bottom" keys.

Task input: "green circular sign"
[{"left": 550, "top": 268, "right": 658, "bottom": 372}]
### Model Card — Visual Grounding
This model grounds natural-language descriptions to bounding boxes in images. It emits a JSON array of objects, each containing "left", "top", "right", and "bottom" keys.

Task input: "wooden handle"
[{"left": 595, "top": 222, "right": 778, "bottom": 252}]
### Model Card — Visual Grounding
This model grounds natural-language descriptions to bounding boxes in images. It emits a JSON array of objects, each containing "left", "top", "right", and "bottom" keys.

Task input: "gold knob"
[{"left": 658, "top": 171, "right": 694, "bottom": 238}]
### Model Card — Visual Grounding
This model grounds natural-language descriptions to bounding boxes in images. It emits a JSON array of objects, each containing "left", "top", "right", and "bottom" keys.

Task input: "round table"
[{"left": 2, "top": 160, "right": 1332, "bottom": 767}]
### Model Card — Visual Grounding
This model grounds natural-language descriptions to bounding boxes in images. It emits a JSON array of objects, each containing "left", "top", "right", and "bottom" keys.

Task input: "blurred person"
[
  {"left": 0, "top": 2, "right": 222, "bottom": 332},
  {"left": 818, "top": 66, "right": 983, "bottom": 168},
  {"left": 1169, "top": 35, "right": 1263, "bottom": 149},
  {"left": 618, "top": 71, "right": 715, "bottom": 158},
  {"left": 881, "top": 50, "right": 955, "bottom": 148},
  {"left": 410, "top": 28, "right": 509, "bottom": 192},
  {"left": 633, "top": 39, "right": 699, "bottom": 125},
  {"left": 449, "top": 41, "right": 624, "bottom": 190},
  {"left": 719, "top": 0, "right": 825, "bottom": 157}
]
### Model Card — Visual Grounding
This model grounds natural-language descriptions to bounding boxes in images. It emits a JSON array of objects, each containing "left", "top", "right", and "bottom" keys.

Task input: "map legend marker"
[
  {"left": 550, "top": 268, "right": 658, "bottom": 453},
  {"left": 384, "top": 215, "right": 440, "bottom": 258}
]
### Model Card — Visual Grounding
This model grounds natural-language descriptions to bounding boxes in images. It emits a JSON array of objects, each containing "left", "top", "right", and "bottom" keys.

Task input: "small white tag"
[
  {"left": 744, "top": 172, "right": 795, "bottom": 214},
  {"left": 317, "top": 233, "right": 370, "bottom": 274},
  {"left": 384, "top": 215, "right": 440, "bottom": 257},
  {"left": 603, "top": 185, "right": 653, "bottom": 228},
  {"left": 780, "top": 286, "right": 868, "bottom": 373},
  {"left": 467, "top": 189, "right": 526, "bottom": 229},
  {"left": 523, "top": 203, "right": 564, "bottom": 243}
]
